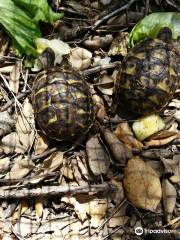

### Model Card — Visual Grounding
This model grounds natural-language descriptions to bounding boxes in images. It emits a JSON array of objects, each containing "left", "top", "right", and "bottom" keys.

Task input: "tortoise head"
[
  {"left": 39, "top": 47, "right": 55, "bottom": 71},
  {"left": 157, "top": 27, "right": 172, "bottom": 42}
]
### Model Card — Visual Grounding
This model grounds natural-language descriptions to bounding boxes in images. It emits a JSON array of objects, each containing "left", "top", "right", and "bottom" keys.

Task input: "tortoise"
[
  {"left": 31, "top": 48, "right": 94, "bottom": 142},
  {"left": 114, "top": 27, "right": 180, "bottom": 115}
]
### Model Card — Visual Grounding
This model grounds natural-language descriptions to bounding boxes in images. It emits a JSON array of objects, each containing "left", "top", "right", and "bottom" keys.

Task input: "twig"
[
  {"left": 145, "top": 0, "right": 150, "bottom": 15},
  {"left": 82, "top": 62, "right": 120, "bottom": 77},
  {"left": 166, "top": 0, "right": 180, "bottom": 11},
  {"left": 103, "top": 225, "right": 124, "bottom": 240},
  {"left": 93, "top": 199, "right": 127, "bottom": 234},
  {"left": 81, "top": 0, "right": 137, "bottom": 43},
  {"left": 0, "top": 171, "right": 59, "bottom": 185},
  {"left": 58, "top": 7, "right": 88, "bottom": 18},
  {"left": 92, "top": 0, "right": 137, "bottom": 31},
  {"left": 0, "top": 183, "right": 115, "bottom": 199},
  {"left": 0, "top": 90, "right": 31, "bottom": 111},
  {"left": 31, "top": 147, "right": 58, "bottom": 161}
]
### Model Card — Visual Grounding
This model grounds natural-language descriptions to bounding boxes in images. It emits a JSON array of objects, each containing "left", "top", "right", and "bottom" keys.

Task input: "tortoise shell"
[
  {"left": 32, "top": 68, "right": 94, "bottom": 142},
  {"left": 114, "top": 27, "right": 180, "bottom": 115}
]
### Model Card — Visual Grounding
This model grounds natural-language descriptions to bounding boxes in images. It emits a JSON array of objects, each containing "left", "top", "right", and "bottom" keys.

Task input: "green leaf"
[
  {"left": 129, "top": 12, "right": 180, "bottom": 47},
  {"left": 0, "top": 0, "right": 63, "bottom": 56},
  {"left": 0, "top": 0, "right": 40, "bottom": 56},
  {"left": 12, "top": 0, "right": 63, "bottom": 24}
]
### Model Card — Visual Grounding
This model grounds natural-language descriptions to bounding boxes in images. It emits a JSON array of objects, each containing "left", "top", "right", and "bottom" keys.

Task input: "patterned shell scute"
[
  {"left": 32, "top": 69, "right": 94, "bottom": 141},
  {"left": 114, "top": 38, "right": 179, "bottom": 115}
]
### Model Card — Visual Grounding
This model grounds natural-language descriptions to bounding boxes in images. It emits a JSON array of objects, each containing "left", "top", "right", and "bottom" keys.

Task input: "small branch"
[
  {"left": 92, "top": 0, "right": 137, "bottom": 31},
  {"left": 81, "top": 0, "right": 137, "bottom": 42},
  {"left": 0, "top": 183, "right": 115, "bottom": 199},
  {"left": 0, "top": 90, "right": 31, "bottom": 112},
  {"left": 165, "top": 0, "right": 180, "bottom": 11},
  {"left": 31, "top": 147, "right": 58, "bottom": 161},
  {"left": 0, "top": 171, "right": 59, "bottom": 185},
  {"left": 82, "top": 62, "right": 120, "bottom": 77},
  {"left": 97, "top": 199, "right": 126, "bottom": 231}
]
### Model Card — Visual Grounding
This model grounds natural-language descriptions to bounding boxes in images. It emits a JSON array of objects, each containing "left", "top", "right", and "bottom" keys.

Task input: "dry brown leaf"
[
  {"left": 35, "top": 197, "right": 43, "bottom": 218},
  {"left": 16, "top": 98, "right": 35, "bottom": 134},
  {"left": 145, "top": 134, "right": 179, "bottom": 147},
  {"left": 169, "top": 175, "right": 180, "bottom": 183},
  {"left": 9, "top": 61, "right": 21, "bottom": 94},
  {"left": 108, "top": 32, "right": 129, "bottom": 57},
  {"left": 0, "top": 65, "right": 14, "bottom": 73},
  {"left": 0, "top": 157, "right": 10, "bottom": 173},
  {"left": 13, "top": 216, "right": 39, "bottom": 238},
  {"left": 10, "top": 98, "right": 36, "bottom": 154},
  {"left": 110, "top": 179, "right": 125, "bottom": 204},
  {"left": 168, "top": 121, "right": 179, "bottom": 132},
  {"left": 61, "top": 196, "right": 107, "bottom": 226},
  {"left": 86, "top": 136, "right": 110, "bottom": 175},
  {"left": 166, "top": 216, "right": 180, "bottom": 229},
  {"left": 123, "top": 157, "right": 162, "bottom": 211},
  {"left": 141, "top": 148, "right": 173, "bottom": 159},
  {"left": 2, "top": 99, "right": 35, "bottom": 154},
  {"left": 162, "top": 179, "right": 177, "bottom": 222},
  {"left": 63, "top": 164, "right": 74, "bottom": 180},
  {"left": 43, "top": 151, "right": 64, "bottom": 172},
  {"left": 148, "top": 130, "right": 178, "bottom": 140},
  {"left": 169, "top": 99, "right": 180, "bottom": 109},
  {"left": 1, "top": 132, "right": 20, "bottom": 154},
  {"left": 100, "top": 0, "right": 112, "bottom": 5},
  {"left": 145, "top": 160, "right": 164, "bottom": 177},
  {"left": 97, "top": 73, "right": 114, "bottom": 96},
  {"left": 114, "top": 123, "right": 143, "bottom": 151},
  {"left": 69, "top": 221, "right": 81, "bottom": 236},
  {"left": 161, "top": 155, "right": 180, "bottom": 182},
  {"left": 0, "top": 111, "right": 15, "bottom": 137},
  {"left": 32, "top": 151, "right": 64, "bottom": 184},
  {"left": 75, "top": 193, "right": 96, "bottom": 204},
  {"left": 76, "top": 156, "right": 91, "bottom": 182},
  {"left": 5, "top": 156, "right": 34, "bottom": 179},
  {"left": 71, "top": 158, "right": 87, "bottom": 185},
  {"left": 174, "top": 110, "right": 180, "bottom": 123},
  {"left": 11, "top": 209, "right": 20, "bottom": 222},
  {"left": 65, "top": 0, "right": 90, "bottom": 14},
  {"left": 83, "top": 35, "right": 113, "bottom": 50},
  {"left": 69, "top": 47, "right": 92, "bottom": 70},
  {"left": 34, "top": 133, "right": 49, "bottom": 155},
  {"left": 20, "top": 199, "right": 29, "bottom": 215},
  {"left": 61, "top": 196, "right": 87, "bottom": 221},
  {"left": 38, "top": 217, "right": 78, "bottom": 235},
  {"left": 16, "top": 132, "right": 35, "bottom": 154},
  {"left": 93, "top": 56, "right": 111, "bottom": 67},
  {"left": 109, "top": 204, "right": 129, "bottom": 228},
  {"left": 85, "top": 198, "right": 108, "bottom": 228},
  {"left": 2, "top": 131, "right": 34, "bottom": 154},
  {"left": 91, "top": 86, "right": 106, "bottom": 122},
  {"left": 2, "top": 234, "right": 15, "bottom": 240},
  {"left": 102, "top": 128, "right": 133, "bottom": 164}
]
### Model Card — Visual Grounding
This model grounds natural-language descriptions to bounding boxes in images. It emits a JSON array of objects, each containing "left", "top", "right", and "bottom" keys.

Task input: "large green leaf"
[
  {"left": 12, "top": 0, "right": 63, "bottom": 24},
  {"left": 0, "top": 0, "right": 63, "bottom": 56},
  {"left": 129, "top": 12, "right": 180, "bottom": 47}
]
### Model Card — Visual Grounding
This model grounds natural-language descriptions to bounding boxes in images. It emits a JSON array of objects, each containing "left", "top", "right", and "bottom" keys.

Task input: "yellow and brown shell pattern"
[
  {"left": 32, "top": 69, "right": 94, "bottom": 141},
  {"left": 114, "top": 30, "right": 180, "bottom": 115}
]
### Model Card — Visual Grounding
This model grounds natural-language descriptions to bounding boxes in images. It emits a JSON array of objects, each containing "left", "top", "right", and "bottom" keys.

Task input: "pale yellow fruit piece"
[{"left": 132, "top": 114, "right": 165, "bottom": 141}]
